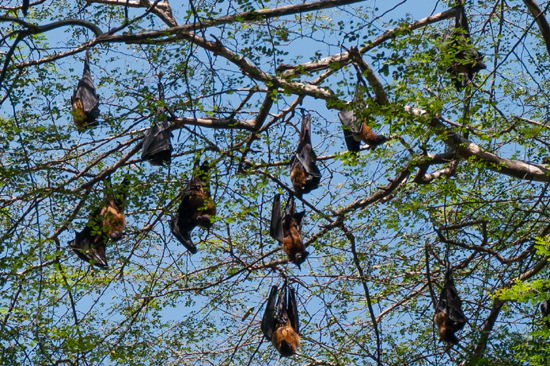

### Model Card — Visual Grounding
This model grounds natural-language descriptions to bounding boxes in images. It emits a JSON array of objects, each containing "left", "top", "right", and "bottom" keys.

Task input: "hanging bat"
[
  {"left": 338, "top": 83, "right": 388, "bottom": 153},
  {"left": 433, "top": 259, "right": 467, "bottom": 345},
  {"left": 440, "top": 5, "right": 486, "bottom": 91},
  {"left": 261, "top": 282, "right": 300, "bottom": 357},
  {"left": 69, "top": 177, "right": 129, "bottom": 268},
  {"left": 541, "top": 299, "right": 550, "bottom": 328},
  {"left": 141, "top": 107, "right": 173, "bottom": 166},
  {"left": 170, "top": 160, "right": 216, "bottom": 254},
  {"left": 71, "top": 49, "right": 100, "bottom": 131},
  {"left": 22, "top": 0, "right": 29, "bottom": 16},
  {"left": 270, "top": 194, "right": 308, "bottom": 269},
  {"left": 289, "top": 114, "right": 321, "bottom": 197}
]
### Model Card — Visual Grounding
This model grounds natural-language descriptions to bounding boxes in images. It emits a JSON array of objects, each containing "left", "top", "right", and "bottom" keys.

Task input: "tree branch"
[
  {"left": 406, "top": 106, "right": 550, "bottom": 182},
  {"left": 279, "top": 7, "right": 457, "bottom": 77},
  {"left": 522, "top": 0, "right": 550, "bottom": 58}
]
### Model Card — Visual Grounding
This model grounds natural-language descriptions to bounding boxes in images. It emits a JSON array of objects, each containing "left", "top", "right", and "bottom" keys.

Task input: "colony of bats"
[{"left": 65, "top": 5, "right": 549, "bottom": 359}]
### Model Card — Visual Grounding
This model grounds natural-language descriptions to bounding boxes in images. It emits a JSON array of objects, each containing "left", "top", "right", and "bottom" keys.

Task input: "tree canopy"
[{"left": 2, "top": 0, "right": 550, "bottom": 365}]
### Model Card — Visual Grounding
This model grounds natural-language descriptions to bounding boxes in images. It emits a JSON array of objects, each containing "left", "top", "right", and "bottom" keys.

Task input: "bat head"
[
  {"left": 110, "top": 230, "right": 123, "bottom": 242},
  {"left": 291, "top": 250, "right": 309, "bottom": 269},
  {"left": 195, "top": 214, "right": 213, "bottom": 229},
  {"left": 279, "top": 339, "right": 297, "bottom": 358},
  {"left": 376, "top": 134, "right": 390, "bottom": 147}
]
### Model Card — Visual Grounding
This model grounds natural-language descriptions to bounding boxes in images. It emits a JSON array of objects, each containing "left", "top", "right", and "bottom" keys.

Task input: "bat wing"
[
  {"left": 339, "top": 84, "right": 367, "bottom": 152},
  {"left": 436, "top": 262, "right": 467, "bottom": 331},
  {"left": 69, "top": 221, "right": 108, "bottom": 268},
  {"left": 169, "top": 205, "right": 197, "bottom": 254},
  {"left": 270, "top": 194, "right": 284, "bottom": 243},
  {"left": 284, "top": 195, "right": 296, "bottom": 219},
  {"left": 141, "top": 114, "right": 173, "bottom": 166},
  {"left": 338, "top": 109, "right": 361, "bottom": 152},
  {"left": 295, "top": 144, "right": 321, "bottom": 191},
  {"left": 287, "top": 286, "right": 300, "bottom": 334},
  {"left": 261, "top": 285, "right": 278, "bottom": 341},
  {"left": 73, "top": 50, "right": 100, "bottom": 123},
  {"left": 297, "top": 114, "right": 312, "bottom": 148},
  {"left": 293, "top": 211, "right": 306, "bottom": 233},
  {"left": 294, "top": 114, "right": 321, "bottom": 192},
  {"left": 275, "top": 284, "right": 288, "bottom": 325}
]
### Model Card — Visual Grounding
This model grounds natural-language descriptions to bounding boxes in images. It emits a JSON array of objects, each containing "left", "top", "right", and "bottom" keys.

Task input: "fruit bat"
[
  {"left": 440, "top": 5, "right": 486, "bottom": 91},
  {"left": 289, "top": 114, "right": 321, "bottom": 197},
  {"left": 338, "top": 83, "right": 388, "bottom": 153},
  {"left": 541, "top": 299, "right": 550, "bottom": 328},
  {"left": 170, "top": 161, "right": 216, "bottom": 254},
  {"left": 69, "top": 177, "right": 129, "bottom": 268},
  {"left": 141, "top": 107, "right": 173, "bottom": 166},
  {"left": 22, "top": 0, "right": 29, "bottom": 16},
  {"left": 71, "top": 49, "right": 100, "bottom": 131},
  {"left": 433, "top": 260, "right": 467, "bottom": 344},
  {"left": 270, "top": 194, "right": 308, "bottom": 269},
  {"left": 261, "top": 282, "right": 300, "bottom": 357}
]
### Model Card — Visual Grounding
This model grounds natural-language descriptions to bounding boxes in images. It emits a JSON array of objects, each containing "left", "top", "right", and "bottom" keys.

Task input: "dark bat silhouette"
[
  {"left": 338, "top": 83, "right": 388, "bottom": 153},
  {"left": 170, "top": 161, "right": 216, "bottom": 254},
  {"left": 261, "top": 282, "right": 300, "bottom": 357},
  {"left": 71, "top": 49, "right": 100, "bottom": 131},
  {"left": 22, "top": 0, "right": 29, "bottom": 16},
  {"left": 433, "top": 260, "right": 467, "bottom": 344},
  {"left": 440, "top": 6, "right": 486, "bottom": 91},
  {"left": 541, "top": 299, "right": 550, "bottom": 328},
  {"left": 141, "top": 108, "right": 173, "bottom": 166},
  {"left": 270, "top": 194, "right": 308, "bottom": 269},
  {"left": 69, "top": 177, "right": 129, "bottom": 268},
  {"left": 289, "top": 114, "right": 321, "bottom": 197}
]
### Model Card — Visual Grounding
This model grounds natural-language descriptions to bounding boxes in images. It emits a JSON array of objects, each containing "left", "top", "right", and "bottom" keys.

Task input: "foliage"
[{"left": 2, "top": 0, "right": 550, "bottom": 365}]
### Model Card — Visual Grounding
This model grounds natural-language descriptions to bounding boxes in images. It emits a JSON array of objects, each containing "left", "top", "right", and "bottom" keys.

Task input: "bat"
[
  {"left": 141, "top": 107, "right": 173, "bottom": 166},
  {"left": 338, "top": 83, "right": 388, "bottom": 153},
  {"left": 69, "top": 177, "right": 129, "bottom": 268},
  {"left": 270, "top": 194, "right": 308, "bottom": 269},
  {"left": 261, "top": 281, "right": 300, "bottom": 357},
  {"left": 289, "top": 114, "right": 321, "bottom": 197},
  {"left": 22, "top": 0, "right": 29, "bottom": 16},
  {"left": 433, "top": 259, "right": 467, "bottom": 345},
  {"left": 71, "top": 49, "right": 100, "bottom": 131},
  {"left": 441, "top": 5, "right": 486, "bottom": 91},
  {"left": 541, "top": 299, "right": 550, "bottom": 328},
  {"left": 170, "top": 160, "right": 216, "bottom": 254}
]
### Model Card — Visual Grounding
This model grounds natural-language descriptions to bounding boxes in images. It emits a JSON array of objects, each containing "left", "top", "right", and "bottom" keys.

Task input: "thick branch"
[
  {"left": 280, "top": 8, "right": 456, "bottom": 77},
  {"left": 348, "top": 46, "right": 389, "bottom": 105},
  {"left": 523, "top": 0, "right": 550, "bottom": 58},
  {"left": 89, "top": 0, "right": 171, "bottom": 11},
  {"left": 176, "top": 33, "right": 337, "bottom": 101},
  {"left": 405, "top": 106, "right": 550, "bottom": 182},
  {"left": 170, "top": 91, "right": 273, "bottom": 132},
  {"left": 471, "top": 256, "right": 548, "bottom": 361},
  {"left": 170, "top": 116, "right": 259, "bottom": 131},
  {"left": 0, "top": 16, "right": 104, "bottom": 36},
  {"left": 0, "top": 0, "right": 46, "bottom": 12}
]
